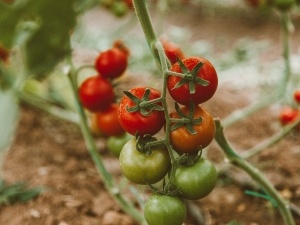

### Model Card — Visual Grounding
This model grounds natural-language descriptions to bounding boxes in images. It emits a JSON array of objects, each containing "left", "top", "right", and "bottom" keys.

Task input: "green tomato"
[
  {"left": 144, "top": 194, "right": 187, "bottom": 225},
  {"left": 107, "top": 133, "right": 132, "bottom": 157},
  {"left": 119, "top": 138, "right": 171, "bottom": 185},
  {"left": 172, "top": 157, "right": 217, "bottom": 200}
]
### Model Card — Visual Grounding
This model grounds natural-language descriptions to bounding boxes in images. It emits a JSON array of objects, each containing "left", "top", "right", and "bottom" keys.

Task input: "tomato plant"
[
  {"left": 172, "top": 157, "right": 217, "bottom": 200},
  {"left": 95, "top": 103, "right": 125, "bottom": 137},
  {"left": 118, "top": 87, "right": 165, "bottom": 136},
  {"left": 78, "top": 75, "right": 115, "bottom": 112},
  {"left": 119, "top": 138, "right": 171, "bottom": 185},
  {"left": 169, "top": 104, "right": 215, "bottom": 154},
  {"left": 107, "top": 132, "right": 132, "bottom": 157},
  {"left": 143, "top": 194, "right": 187, "bottom": 225},
  {"left": 94, "top": 47, "right": 128, "bottom": 79},
  {"left": 167, "top": 57, "right": 218, "bottom": 106}
]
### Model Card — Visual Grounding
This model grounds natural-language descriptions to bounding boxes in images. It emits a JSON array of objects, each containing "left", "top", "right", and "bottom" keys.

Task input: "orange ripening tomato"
[{"left": 169, "top": 105, "right": 215, "bottom": 154}]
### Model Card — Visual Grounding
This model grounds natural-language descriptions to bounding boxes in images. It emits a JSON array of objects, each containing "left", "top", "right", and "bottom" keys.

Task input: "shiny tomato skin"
[
  {"left": 95, "top": 47, "right": 128, "bottom": 79},
  {"left": 294, "top": 90, "right": 300, "bottom": 104},
  {"left": 167, "top": 57, "right": 218, "bottom": 106},
  {"left": 79, "top": 76, "right": 114, "bottom": 112},
  {"left": 169, "top": 105, "right": 215, "bottom": 154},
  {"left": 118, "top": 87, "right": 165, "bottom": 136},
  {"left": 162, "top": 40, "right": 185, "bottom": 65},
  {"left": 144, "top": 194, "right": 187, "bottom": 225},
  {"left": 119, "top": 139, "right": 171, "bottom": 185},
  {"left": 95, "top": 103, "right": 125, "bottom": 137},
  {"left": 172, "top": 157, "right": 217, "bottom": 200},
  {"left": 107, "top": 132, "right": 132, "bottom": 157}
]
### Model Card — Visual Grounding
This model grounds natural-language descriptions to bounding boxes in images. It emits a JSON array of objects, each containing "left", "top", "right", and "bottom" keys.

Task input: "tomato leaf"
[
  {"left": 24, "top": 0, "right": 77, "bottom": 77},
  {"left": 0, "top": 90, "right": 19, "bottom": 165},
  {"left": 0, "top": 0, "right": 77, "bottom": 78}
]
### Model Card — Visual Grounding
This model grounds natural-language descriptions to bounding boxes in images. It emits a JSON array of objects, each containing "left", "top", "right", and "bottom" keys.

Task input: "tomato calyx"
[
  {"left": 170, "top": 102, "right": 202, "bottom": 135},
  {"left": 176, "top": 151, "right": 202, "bottom": 167},
  {"left": 135, "top": 135, "right": 166, "bottom": 155},
  {"left": 123, "top": 88, "right": 164, "bottom": 116},
  {"left": 171, "top": 58, "right": 209, "bottom": 94}
]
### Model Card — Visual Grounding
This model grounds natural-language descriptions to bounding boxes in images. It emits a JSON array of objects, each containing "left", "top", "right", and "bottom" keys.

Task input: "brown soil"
[{"left": 1, "top": 3, "right": 300, "bottom": 225}]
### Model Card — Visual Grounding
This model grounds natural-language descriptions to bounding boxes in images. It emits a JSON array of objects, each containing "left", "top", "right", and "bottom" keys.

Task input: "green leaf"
[
  {"left": 0, "top": 179, "right": 44, "bottom": 205},
  {"left": 0, "top": 2, "right": 27, "bottom": 48},
  {"left": 0, "top": 0, "right": 77, "bottom": 78},
  {"left": 24, "top": 0, "right": 77, "bottom": 77}
]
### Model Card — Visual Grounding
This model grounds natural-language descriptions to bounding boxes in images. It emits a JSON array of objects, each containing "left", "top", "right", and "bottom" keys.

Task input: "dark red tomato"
[
  {"left": 161, "top": 40, "right": 185, "bottom": 65},
  {"left": 167, "top": 57, "right": 218, "bottom": 106},
  {"left": 95, "top": 103, "right": 125, "bottom": 137},
  {"left": 279, "top": 107, "right": 300, "bottom": 126},
  {"left": 118, "top": 87, "right": 165, "bottom": 136},
  {"left": 294, "top": 90, "right": 300, "bottom": 104},
  {"left": 95, "top": 47, "right": 128, "bottom": 79},
  {"left": 169, "top": 105, "right": 215, "bottom": 154},
  {"left": 79, "top": 75, "right": 114, "bottom": 112},
  {"left": 0, "top": 44, "right": 9, "bottom": 63}
]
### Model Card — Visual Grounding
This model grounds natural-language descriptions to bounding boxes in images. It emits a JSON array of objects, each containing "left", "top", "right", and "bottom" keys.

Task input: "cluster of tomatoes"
[
  {"left": 279, "top": 90, "right": 300, "bottom": 130},
  {"left": 115, "top": 40, "right": 218, "bottom": 225},
  {"left": 78, "top": 41, "right": 133, "bottom": 155}
]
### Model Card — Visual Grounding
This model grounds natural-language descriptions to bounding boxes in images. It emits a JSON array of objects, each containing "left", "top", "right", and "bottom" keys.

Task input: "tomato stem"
[
  {"left": 66, "top": 56, "right": 146, "bottom": 225},
  {"left": 279, "top": 11, "right": 293, "bottom": 96},
  {"left": 214, "top": 118, "right": 296, "bottom": 225}
]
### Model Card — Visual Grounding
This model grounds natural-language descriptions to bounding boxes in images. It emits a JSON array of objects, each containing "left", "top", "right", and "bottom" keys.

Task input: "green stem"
[
  {"left": 133, "top": 0, "right": 161, "bottom": 68},
  {"left": 222, "top": 94, "right": 277, "bottom": 128},
  {"left": 214, "top": 119, "right": 295, "bottom": 225},
  {"left": 67, "top": 58, "right": 145, "bottom": 225},
  {"left": 279, "top": 11, "right": 292, "bottom": 96},
  {"left": 241, "top": 116, "right": 300, "bottom": 159}
]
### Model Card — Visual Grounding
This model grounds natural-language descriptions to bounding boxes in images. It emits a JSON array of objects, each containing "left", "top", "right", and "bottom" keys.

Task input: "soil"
[{"left": 1, "top": 3, "right": 300, "bottom": 225}]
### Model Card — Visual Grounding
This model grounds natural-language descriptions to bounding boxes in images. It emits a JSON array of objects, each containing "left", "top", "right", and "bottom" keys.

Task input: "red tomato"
[
  {"left": 161, "top": 40, "right": 185, "bottom": 65},
  {"left": 118, "top": 87, "right": 165, "bottom": 136},
  {"left": 95, "top": 47, "right": 128, "bottom": 79},
  {"left": 167, "top": 57, "right": 218, "bottom": 106},
  {"left": 95, "top": 103, "right": 125, "bottom": 137},
  {"left": 294, "top": 90, "right": 300, "bottom": 104},
  {"left": 279, "top": 107, "right": 300, "bottom": 126},
  {"left": 79, "top": 75, "right": 114, "bottom": 112}
]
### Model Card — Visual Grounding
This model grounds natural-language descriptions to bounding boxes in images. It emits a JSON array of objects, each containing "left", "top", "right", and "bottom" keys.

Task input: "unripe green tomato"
[
  {"left": 273, "top": 0, "right": 296, "bottom": 10},
  {"left": 106, "top": 132, "right": 132, "bottom": 157},
  {"left": 144, "top": 195, "right": 187, "bottom": 225},
  {"left": 119, "top": 139, "right": 171, "bottom": 185},
  {"left": 172, "top": 157, "right": 217, "bottom": 200},
  {"left": 112, "top": 1, "right": 128, "bottom": 17}
]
